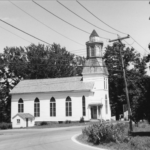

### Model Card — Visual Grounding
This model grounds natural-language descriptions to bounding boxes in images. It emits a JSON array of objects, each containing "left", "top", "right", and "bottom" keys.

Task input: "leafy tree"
[
  {"left": 0, "top": 43, "right": 85, "bottom": 122},
  {"left": 104, "top": 42, "right": 149, "bottom": 121}
]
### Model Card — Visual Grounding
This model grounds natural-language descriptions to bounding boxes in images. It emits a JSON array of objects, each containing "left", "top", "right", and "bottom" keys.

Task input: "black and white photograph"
[{"left": 0, "top": 0, "right": 150, "bottom": 150}]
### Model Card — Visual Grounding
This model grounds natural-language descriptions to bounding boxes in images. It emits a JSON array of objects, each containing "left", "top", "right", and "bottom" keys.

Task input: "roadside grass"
[
  {"left": 77, "top": 121, "right": 150, "bottom": 150},
  {"left": 30, "top": 120, "right": 105, "bottom": 129},
  {"left": 32, "top": 122, "right": 89, "bottom": 129}
]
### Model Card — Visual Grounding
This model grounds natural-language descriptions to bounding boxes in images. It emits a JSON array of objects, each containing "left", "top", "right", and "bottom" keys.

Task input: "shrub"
[
  {"left": 40, "top": 121, "right": 48, "bottom": 126},
  {"left": 0, "top": 122, "right": 12, "bottom": 130},
  {"left": 79, "top": 117, "right": 84, "bottom": 123},
  {"left": 65, "top": 120, "right": 71, "bottom": 124},
  {"left": 82, "top": 122, "right": 129, "bottom": 144}
]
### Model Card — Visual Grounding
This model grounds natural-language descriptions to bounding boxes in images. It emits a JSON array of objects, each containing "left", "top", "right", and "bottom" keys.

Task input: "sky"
[{"left": 0, "top": 0, "right": 150, "bottom": 57}]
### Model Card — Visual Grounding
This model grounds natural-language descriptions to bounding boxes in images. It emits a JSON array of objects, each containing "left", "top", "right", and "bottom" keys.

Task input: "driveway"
[{"left": 0, "top": 126, "right": 97, "bottom": 150}]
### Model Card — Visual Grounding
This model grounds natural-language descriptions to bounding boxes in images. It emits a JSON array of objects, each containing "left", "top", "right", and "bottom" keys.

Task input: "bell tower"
[
  {"left": 82, "top": 30, "right": 108, "bottom": 78},
  {"left": 82, "top": 30, "right": 111, "bottom": 121}
]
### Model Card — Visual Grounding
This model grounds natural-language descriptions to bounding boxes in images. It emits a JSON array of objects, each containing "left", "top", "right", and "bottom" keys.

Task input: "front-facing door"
[
  {"left": 26, "top": 118, "right": 28, "bottom": 127},
  {"left": 91, "top": 106, "right": 97, "bottom": 119}
]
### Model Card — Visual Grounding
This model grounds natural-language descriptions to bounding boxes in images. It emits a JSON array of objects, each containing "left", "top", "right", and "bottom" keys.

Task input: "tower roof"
[
  {"left": 90, "top": 30, "right": 99, "bottom": 37},
  {"left": 82, "top": 58, "right": 109, "bottom": 76}
]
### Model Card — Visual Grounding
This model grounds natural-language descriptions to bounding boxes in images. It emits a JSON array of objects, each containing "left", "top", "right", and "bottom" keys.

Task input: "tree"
[
  {"left": 0, "top": 43, "right": 85, "bottom": 122},
  {"left": 104, "top": 42, "right": 149, "bottom": 121}
]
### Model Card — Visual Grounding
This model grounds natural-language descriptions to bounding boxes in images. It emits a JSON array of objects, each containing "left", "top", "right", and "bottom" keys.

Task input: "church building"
[{"left": 10, "top": 30, "right": 111, "bottom": 128}]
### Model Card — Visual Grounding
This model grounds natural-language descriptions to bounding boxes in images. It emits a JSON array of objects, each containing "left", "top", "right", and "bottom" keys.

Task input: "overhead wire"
[
  {"left": 0, "top": 18, "right": 52, "bottom": 46},
  {"left": 57, "top": 0, "right": 117, "bottom": 35},
  {"left": 32, "top": 0, "right": 109, "bottom": 40},
  {"left": 76, "top": 0, "right": 128, "bottom": 36},
  {"left": 130, "top": 36, "right": 149, "bottom": 53},
  {"left": 0, "top": 25, "right": 32, "bottom": 44},
  {"left": 9, "top": 0, "right": 85, "bottom": 47},
  {"left": 76, "top": 0, "right": 149, "bottom": 54}
]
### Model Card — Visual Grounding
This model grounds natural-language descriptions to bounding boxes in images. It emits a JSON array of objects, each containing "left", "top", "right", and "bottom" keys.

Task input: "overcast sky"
[{"left": 0, "top": 0, "right": 150, "bottom": 57}]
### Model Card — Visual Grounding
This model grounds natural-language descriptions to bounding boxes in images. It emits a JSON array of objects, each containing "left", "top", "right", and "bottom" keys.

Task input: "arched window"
[
  {"left": 34, "top": 98, "right": 40, "bottom": 117},
  {"left": 82, "top": 96, "right": 86, "bottom": 116},
  {"left": 105, "top": 95, "right": 108, "bottom": 114},
  {"left": 50, "top": 97, "right": 56, "bottom": 117},
  {"left": 18, "top": 98, "right": 24, "bottom": 113},
  {"left": 66, "top": 96, "right": 72, "bottom": 116}
]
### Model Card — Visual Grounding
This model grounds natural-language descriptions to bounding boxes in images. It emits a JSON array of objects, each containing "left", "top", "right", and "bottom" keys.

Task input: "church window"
[
  {"left": 66, "top": 96, "right": 72, "bottom": 116},
  {"left": 34, "top": 98, "right": 40, "bottom": 117},
  {"left": 105, "top": 95, "right": 108, "bottom": 114},
  {"left": 50, "top": 97, "right": 56, "bottom": 117},
  {"left": 82, "top": 96, "right": 86, "bottom": 116},
  {"left": 18, "top": 98, "right": 24, "bottom": 113}
]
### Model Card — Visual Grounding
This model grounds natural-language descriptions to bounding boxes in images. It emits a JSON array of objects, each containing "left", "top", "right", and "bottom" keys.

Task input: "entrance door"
[
  {"left": 91, "top": 106, "right": 97, "bottom": 119},
  {"left": 26, "top": 118, "right": 28, "bottom": 127}
]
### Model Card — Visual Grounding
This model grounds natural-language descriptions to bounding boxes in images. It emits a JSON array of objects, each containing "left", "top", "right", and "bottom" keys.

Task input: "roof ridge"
[{"left": 21, "top": 76, "right": 82, "bottom": 82}]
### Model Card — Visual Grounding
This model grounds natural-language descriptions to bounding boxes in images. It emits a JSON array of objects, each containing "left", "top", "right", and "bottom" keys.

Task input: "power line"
[
  {"left": 0, "top": 19, "right": 52, "bottom": 46},
  {"left": 9, "top": 0, "right": 85, "bottom": 47},
  {"left": 57, "top": 0, "right": 117, "bottom": 36},
  {"left": 32, "top": 0, "right": 89, "bottom": 34},
  {"left": 130, "top": 36, "right": 149, "bottom": 54},
  {"left": 0, "top": 19, "right": 83, "bottom": 57},
  {"left": 76, "top": 0, "right": 128, "bottom": 36},
  {"left": 124, "top": 40, "right": 149, "bottom": 54},
  {"left": 0, "top": 25, "right": 32, "bottom": 44},
  {"left": 76, "top": 0, "right": 148, "bottom": 54},
  {"left": 32, "top": 0, "right": 109, "bottom": 40}
]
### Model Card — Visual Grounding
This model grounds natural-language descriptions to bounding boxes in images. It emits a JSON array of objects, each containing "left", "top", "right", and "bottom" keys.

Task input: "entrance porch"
[{"left": 89, "top": 104, "right": 102, "bottom": 120}]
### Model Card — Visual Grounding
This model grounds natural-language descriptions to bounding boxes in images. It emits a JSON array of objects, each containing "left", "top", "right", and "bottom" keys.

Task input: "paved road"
[{"left": 0, "top": 126, "right": 98, "bottom": 150}]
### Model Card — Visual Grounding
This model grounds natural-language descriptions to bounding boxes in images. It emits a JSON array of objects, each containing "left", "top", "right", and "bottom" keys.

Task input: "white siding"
[
  {"left": 11, "top": 91, "right": 91, "bottom": 123},
  {"left": 12, "top": 116, "right": 34, "bottom": 128},
  {"left": 11, "top": 75, "right": 111, "bottom": 125}
]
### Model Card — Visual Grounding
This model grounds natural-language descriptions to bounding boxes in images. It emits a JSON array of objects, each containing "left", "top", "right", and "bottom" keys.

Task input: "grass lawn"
[{"left": 76, "top": 121, "right": 150, "bottom": 150}]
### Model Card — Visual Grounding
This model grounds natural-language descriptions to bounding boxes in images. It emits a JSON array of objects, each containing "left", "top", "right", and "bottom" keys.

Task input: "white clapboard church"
[{"left": 10, "top": 30, "right": 111, "bottom": 128}]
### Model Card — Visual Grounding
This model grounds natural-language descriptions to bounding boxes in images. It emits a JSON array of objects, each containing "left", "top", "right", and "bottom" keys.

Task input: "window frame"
[
  {"left": 17, "top": 119, "right": 20, "bottom": 124},
  {"left": 82, "top": 96, "right": 86, "bottom": 116},
  {"left": 50, "top": 97, "right": 56, "bottom": 117},
  {"left": 34, "top": 98, "right": 40, "bottom": 117},
  {"left": 105, "top": 94, "right": 108, "bottom": 114},
  {"left": 18, "top": 98, "right": 24, "bottom": 113},
  {"left": 66, "top": 96, "right": 72, "bottom": 116}
]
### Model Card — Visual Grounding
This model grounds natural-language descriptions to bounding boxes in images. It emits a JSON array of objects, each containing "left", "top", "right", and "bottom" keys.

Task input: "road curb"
[{"left": 71, "top": 133, "right": 109, "bottom": 150}]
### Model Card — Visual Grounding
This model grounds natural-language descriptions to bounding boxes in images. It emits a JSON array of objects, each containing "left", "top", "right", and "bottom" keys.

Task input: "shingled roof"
[
  {"left": 10, "top": 76, "right": 94, "bottom": 94},
  {"left": 12, "top": 113, "right": 34, "bottom": 120}
]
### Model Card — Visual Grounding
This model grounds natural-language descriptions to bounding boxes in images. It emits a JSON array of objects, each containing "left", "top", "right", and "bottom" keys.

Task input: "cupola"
[
  {"left": 82, "top": 30, "right": 108, "bottom": 77},
  {"left": 86, "top": 30, "right": 103, "bottom": 59}
]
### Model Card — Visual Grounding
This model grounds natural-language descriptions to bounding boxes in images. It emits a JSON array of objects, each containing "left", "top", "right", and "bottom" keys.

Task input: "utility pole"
[{"left": 109, "top": 35, "right": 133, "bottom": 133}]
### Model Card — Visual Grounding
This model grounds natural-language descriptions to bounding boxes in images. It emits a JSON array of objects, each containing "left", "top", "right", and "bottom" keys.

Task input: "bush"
[
  {"left": 0, "top": 122, "right": 12, "bottom": 130},
  {"left": 65, "top": 120, "right": 71, "bottom": 124},
  {"left": 79, "top": 117, "right": 84, "bottom": 123},
  {"left": 82, "top": 122, "right": 129, "bottom": 144},
  {"left": 40, "top": 121, "right": 48, "bottom": 126}
]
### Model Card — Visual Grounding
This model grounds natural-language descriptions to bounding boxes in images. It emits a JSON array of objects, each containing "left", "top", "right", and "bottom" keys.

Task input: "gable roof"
[
  {"left": 10, "top": 76, "right": 94, "bottom": 94},
  {"left": 12, "top": 113, "right": 34, "bottom": 120}
]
